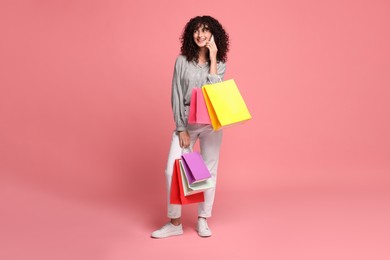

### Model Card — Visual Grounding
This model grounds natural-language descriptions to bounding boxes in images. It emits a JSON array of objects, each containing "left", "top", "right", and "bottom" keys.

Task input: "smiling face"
[{"left": 193, "top": 24, "right": 212, "bottom": 48}]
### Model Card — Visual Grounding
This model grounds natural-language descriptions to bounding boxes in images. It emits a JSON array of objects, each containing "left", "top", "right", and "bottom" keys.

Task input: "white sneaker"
[
  {"left": 196, "top": 218, "right": 212, "bottom": 237},
  {"left": 151, "top": 222, "right": 183, "bottom": 238}
]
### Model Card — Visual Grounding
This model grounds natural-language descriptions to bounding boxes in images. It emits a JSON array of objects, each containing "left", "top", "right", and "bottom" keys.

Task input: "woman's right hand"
[{"left": 178, "top": 131, "right": 190, "bottom": 148}]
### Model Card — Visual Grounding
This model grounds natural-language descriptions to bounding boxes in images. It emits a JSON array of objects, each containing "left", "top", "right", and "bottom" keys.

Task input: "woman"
[{"left": 152, "top": 15, "right": 230, "bottom": 238}]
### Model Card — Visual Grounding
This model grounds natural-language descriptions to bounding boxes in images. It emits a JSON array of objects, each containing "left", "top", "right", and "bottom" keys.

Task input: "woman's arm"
[
  {"left": 207, "top": 35, "right": 218, "bottom": 75},
  {"left": 206, "top": 36, "right": 226, "bottom": 83},
  {"left": 207, "top": 62, "right": 226, "bottom": 84},
  {"left": 171, "top": 56, "right": 191, "bottom": 148},
  {"left": 171, "top": 56, "right": 186, "bottom": 133}
]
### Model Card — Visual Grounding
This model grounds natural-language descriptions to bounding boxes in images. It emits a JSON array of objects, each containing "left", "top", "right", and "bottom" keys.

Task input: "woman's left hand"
[{"left": 206, "top": 35, "right": 218, "bottom": 62}]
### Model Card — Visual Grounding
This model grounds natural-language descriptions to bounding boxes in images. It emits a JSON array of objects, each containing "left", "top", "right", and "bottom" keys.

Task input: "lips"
[{"left": 197, "top": 37, "right": 207, "bottom": 44}]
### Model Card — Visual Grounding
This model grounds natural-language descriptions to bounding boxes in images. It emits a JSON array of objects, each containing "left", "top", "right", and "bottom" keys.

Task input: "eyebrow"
[{"left": 195, "top": 24, "right": 209, "bottom": 31}]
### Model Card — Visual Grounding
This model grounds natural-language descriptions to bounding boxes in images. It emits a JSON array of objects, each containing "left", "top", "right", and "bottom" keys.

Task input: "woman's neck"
[{"left": 198, "top": 47, "right": 208, "bottom": 64}]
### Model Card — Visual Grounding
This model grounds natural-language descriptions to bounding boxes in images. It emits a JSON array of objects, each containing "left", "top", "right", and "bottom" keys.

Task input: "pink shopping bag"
[{"left": 188, "top": 88, "right": 211, "bottom": 124}]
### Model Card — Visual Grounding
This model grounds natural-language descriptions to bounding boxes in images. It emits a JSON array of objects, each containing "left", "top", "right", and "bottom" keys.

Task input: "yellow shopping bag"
[{"left": 202, "top": 79, "right": 252, "bottom": 130}]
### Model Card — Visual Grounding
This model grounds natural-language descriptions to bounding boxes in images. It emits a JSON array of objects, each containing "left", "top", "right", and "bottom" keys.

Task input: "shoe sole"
[
  {"left": 196, "top": 227, "right": 212, "bottom": 237},
  {"left": 151, "top": 230, "right": 183, "bottom": 239}
]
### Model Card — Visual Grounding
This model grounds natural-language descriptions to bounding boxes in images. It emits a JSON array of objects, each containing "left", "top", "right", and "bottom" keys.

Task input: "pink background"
[{"left": 1, "top": 0, "right": 389, "bottom": 259}]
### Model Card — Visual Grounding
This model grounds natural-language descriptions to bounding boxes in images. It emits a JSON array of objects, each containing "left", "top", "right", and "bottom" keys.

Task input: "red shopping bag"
[{"left": 170, "top": 159, "right": 204, "bottom": 205}]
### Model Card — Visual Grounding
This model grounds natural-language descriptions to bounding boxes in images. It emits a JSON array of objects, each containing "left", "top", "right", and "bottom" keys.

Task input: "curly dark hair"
[{"left": 180, "top": 16, "right": 230, "bottom": 63}]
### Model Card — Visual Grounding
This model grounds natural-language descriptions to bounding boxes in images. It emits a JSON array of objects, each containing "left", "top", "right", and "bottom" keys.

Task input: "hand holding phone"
[{"left": 207, "top": 34, "right": 218, "bottom": 62}]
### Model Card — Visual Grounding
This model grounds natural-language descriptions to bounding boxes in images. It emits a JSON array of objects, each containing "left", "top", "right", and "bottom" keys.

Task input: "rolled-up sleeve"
[
  {"left": 171, "top": 57, "right": 187, "bottom": 132},
  {"left": 207, "top": 62, "right": 226, "bottom": 84}
]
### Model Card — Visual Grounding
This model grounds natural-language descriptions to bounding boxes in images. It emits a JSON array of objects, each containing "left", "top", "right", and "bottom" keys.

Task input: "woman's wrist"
[{"left": 209, "top": 59, "right": 217, "bottom": 75}]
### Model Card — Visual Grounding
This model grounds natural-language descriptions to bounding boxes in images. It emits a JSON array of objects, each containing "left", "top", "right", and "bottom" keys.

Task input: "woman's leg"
[
  {"left": 151, "top": 131, "right": 186, "bottom": 238},
  {"left": 165, "top": 131, "right": 183, "bottom": 221},
  {"left": 197, "top": 125, "right": 223, "bottom": 218}
]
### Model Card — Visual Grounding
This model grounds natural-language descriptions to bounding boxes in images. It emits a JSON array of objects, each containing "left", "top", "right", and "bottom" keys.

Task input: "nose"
[{"left": 195, "top": 29, "right": 205, "bottom": 37}]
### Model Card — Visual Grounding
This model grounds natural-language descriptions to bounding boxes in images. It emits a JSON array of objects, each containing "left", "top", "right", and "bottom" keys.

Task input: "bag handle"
[
  {"left": 206, "top": 75, "right": 223, "bottom": 85},
  {"left": 181, "top": 147, "right": 192, "bottom": 155}
]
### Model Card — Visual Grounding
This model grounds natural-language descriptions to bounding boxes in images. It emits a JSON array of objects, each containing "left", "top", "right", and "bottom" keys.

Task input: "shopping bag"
[
  {"left": 202, "top": 79, "right": 252, "bottom": 130},
  {"left": 170, "top": 159, "right": 204, "bottom": 205},
  {"left": 181, "top": 152, "right": 211, "bottom": 185},
  {"left": 188, "top": 88, "right": 211, "bottom": 124},
  {"left": 179, "top": 160, "right": 215, "bottom": 196}
]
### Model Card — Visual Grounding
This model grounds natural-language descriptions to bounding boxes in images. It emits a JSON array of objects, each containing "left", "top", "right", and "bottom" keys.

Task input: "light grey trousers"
[{"left": 165, "top": 124, "right": 223, "bottom": 218}]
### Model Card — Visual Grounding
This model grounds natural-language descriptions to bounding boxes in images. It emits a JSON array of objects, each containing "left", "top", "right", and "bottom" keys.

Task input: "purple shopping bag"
[{"left": 181, "top": 152, "right": 211, "bottom": 185}]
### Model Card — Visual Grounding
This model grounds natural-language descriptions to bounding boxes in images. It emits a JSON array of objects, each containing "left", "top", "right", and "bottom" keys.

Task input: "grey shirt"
[{"left": 171, "top": 55, "right": 226, "bottom": 132}]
